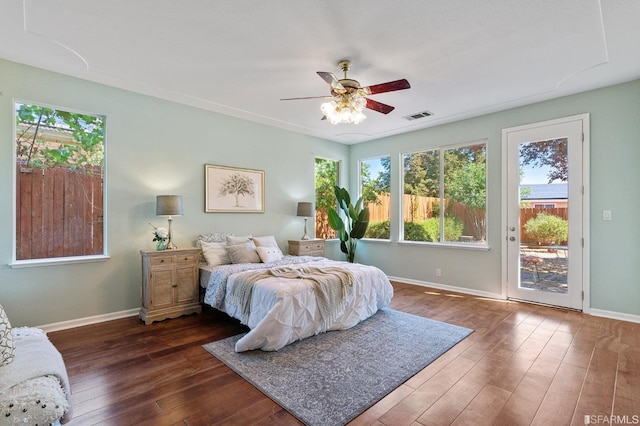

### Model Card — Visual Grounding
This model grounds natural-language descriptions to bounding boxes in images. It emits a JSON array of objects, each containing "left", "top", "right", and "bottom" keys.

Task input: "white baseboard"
[
  {"left": 589, "top": 308, "right": 640, "bottom": 324},
  {"left": 388, "top": 276, "right": 504, "bottom": 300},
  {"left": 38, "top": 308, "right": 139, "bottom": 332}
]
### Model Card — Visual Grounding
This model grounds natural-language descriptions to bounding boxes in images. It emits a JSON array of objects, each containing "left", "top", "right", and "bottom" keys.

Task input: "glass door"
[{"left": 504, "top": 116, "right": 586, "bottom": 310}]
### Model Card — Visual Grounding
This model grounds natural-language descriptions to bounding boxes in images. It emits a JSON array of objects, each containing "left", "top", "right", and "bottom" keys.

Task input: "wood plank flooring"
[{"left": 47, "top": 282, "right": 640, "bottom": 425}]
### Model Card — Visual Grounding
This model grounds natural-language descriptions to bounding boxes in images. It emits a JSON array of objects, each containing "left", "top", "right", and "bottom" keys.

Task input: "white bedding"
[{"left": 200, "top": 256, "right": 394, "bottom": 352}]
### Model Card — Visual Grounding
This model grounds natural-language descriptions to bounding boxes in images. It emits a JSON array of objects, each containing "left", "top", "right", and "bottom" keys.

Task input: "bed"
[{"left": 197, "top": 234, "right": 394, "bottom": 352}]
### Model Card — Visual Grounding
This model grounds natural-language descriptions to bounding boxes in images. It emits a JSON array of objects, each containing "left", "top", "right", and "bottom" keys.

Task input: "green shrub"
[
  {"left": 366, "top": 221, "right": 390, "bottom": 239},
  {"left": 422, "top": 217, "right": 464, "bottom": 242},
  {"left": 403, "top": 218, "right": 464, "bottom": 242},
  {"left": 524, "top": 213, "right": 568, "bottom": 245},
  {"left": 404, "top": 221, "right": 429, "bottom": 241},
  {"left": 422, "top": 218, "right": 440, "bottom": 242}
]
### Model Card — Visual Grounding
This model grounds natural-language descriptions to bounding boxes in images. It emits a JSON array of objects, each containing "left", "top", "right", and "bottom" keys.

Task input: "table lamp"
[
  {"left": 297, "top": 202, "right": 313, "bottom": 240},
  {"left": 156, "top": 195, "right": 183, "bottom": 249}
]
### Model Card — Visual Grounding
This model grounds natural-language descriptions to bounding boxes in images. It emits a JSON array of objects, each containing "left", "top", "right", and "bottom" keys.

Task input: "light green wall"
[
  {"left": 0, "top": 58, "right": 348, "bottom": 326},
  {"left": 350, "top": 79, "right": 640, "bottom": 316},
  {"left": 1, "top": 58, "right": 638, "bottom": 326}
]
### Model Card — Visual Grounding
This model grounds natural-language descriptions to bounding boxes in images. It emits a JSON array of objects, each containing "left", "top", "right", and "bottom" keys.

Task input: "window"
[
  {"left": 402, "top": 142, "right": 486, "bottom": 244},
  {"left": 314, "top": 158, "right": 339, "bottom": 239},
  {"left": 15, "top": 102, "right": 105, "bottom": 262},
  {"left": 360, "top": 156, "right": 391, "bottom": 239}
]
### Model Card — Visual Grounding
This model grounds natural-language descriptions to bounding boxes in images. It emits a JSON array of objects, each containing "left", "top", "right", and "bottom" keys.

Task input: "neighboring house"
[{"left": 521, "top": 183, "right": 568, "bottom": 208}]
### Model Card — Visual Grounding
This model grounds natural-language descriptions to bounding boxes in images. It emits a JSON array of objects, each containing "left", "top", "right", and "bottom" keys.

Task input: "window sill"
[
  {"left": 9, "top": 255, "right": 111, "bottom": 269},
  {"left": 397, "top": 240, "right": 490, "bottom": 251}
]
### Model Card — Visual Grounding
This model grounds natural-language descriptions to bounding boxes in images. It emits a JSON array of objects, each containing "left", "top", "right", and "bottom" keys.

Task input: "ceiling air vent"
[{"left": 403, "top": 111, "right": 433, "bottom": 121}]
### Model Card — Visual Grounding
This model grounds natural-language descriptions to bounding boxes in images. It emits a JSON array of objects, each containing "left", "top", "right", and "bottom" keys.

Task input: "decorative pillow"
[
  {"left": 227, "top": 241, "right": 261, "bottom": 264},
  {"left": 197, "top": 232, "right": 232, "bottom": 244},
  {"left": 200, "top": 241, "right": 231, "bottom": 267},
  {"left": 256, "top": 246, "right": 284, "bottom": 263},
  {"left": 252, "top": 235, "right": 279, "bottom": 248},
  {"left": 0, "top": 304, "right": 15, "bottom": 366},
  {"left": 226, "top": 235, "right": 252, "bottom": 246}
]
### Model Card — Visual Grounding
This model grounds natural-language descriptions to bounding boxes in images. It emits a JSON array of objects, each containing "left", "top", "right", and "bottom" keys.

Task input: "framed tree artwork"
[{"left": 205, "top": 164, "right": 265, "bottom": 213}]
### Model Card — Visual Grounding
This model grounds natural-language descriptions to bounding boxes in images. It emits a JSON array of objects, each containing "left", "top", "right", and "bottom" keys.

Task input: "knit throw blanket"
[
  {"left": 228, "top": 265, "right": 355, "bottom": 330},
  {"left": 0, "top": 327, "right": 72, "bottom": 423}
]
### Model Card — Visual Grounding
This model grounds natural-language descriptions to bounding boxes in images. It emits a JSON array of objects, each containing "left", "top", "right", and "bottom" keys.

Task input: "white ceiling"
[{"left": 2, "top": 0, "right": 639, "bottom": 144}]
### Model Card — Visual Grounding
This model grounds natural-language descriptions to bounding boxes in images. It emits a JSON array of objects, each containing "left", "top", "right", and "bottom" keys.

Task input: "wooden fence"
[
  {"left": 16, "top": 162, "right": 104, "bottom": 260},
  {"left": 363, "top": 194, "right": 566, "bottom": 243}
]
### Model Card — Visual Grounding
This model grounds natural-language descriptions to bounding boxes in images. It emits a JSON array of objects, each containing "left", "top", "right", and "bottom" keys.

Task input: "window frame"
[
  {"left": 399, "top": 140, "right": 489, "bottom": 250},
  {"left": 11, "top": 99, "right": 109, "bottom": 268}
]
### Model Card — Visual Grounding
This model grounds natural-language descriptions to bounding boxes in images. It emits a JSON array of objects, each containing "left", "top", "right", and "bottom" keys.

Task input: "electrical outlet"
[
  {"left": 603, "top": 210, "right": 612, "bottom": 221},
  {"left": 435, "top": 268, "right": 442, "bottom": 277}
]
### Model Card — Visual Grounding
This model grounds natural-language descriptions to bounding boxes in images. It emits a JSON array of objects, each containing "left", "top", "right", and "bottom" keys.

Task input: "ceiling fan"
[{"left": 281, "top": 60, "right": 410, "bottom": 123}]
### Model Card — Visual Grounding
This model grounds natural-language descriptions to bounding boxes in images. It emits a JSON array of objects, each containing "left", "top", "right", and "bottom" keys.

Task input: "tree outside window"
[
  {"left": 402, "top": 142, "right": 486, "bottom": 244},
  {"left": 15, "top": 102, "right": 105, "bottom": 261},
  {"left": 314, "top": 158, "right": 339, "bottom": 239}
]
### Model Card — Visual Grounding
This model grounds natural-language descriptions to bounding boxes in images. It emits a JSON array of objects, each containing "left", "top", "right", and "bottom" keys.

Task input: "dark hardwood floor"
[{"left": 47, "top": 282, "right": 640, "bottom": 425}]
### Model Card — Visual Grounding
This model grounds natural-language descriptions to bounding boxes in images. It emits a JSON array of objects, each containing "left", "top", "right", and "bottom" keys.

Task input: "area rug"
[{"left": 203, "top": 308, "right": 472, "bottom": 426}]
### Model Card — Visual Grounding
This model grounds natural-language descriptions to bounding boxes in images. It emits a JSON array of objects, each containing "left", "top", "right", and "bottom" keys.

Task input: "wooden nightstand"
[
  {"left": 288, "top": 239, "right": 325, "bottom": 257},
  {"left": 140, "top": 248, "right": 202, "bottom": 325}
]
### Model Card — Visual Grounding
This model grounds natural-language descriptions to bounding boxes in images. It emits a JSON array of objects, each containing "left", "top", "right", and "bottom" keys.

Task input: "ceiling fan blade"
[
  {"left": 317, "top": 71, "right": 345, "bottom": 91},
  {"left": 362, "top": 79, "right": 411, "bottom": 95},
  {"left": 366, "top": 98, "right": 395, "bottom": 114},
  {"left": 280, "top": 95, "right": 332, "bottom": 101}
]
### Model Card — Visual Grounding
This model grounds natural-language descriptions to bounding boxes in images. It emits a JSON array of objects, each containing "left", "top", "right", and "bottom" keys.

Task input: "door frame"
[{"left": 501, "top": 114, "right": 590, "bottom": 312}]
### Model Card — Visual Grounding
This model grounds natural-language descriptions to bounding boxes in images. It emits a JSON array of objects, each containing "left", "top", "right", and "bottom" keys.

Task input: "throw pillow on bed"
[
  {"left": 227, "top": 241, "right": 261, "bottom": 264},
  {"left": 200, "top": 240, "right": 231, "bottom": 266},
  {"left": 252, "top": 235, "right": 279, "bottom": 248},
  {"left": 226, "top": 235, "right": 252, "bottom": 246},
  {"left": 0, "top": 304, "right": 15, "bottom": 365},
  {"left": 256, "top": 246, "right": 284, "bottom": 263}
]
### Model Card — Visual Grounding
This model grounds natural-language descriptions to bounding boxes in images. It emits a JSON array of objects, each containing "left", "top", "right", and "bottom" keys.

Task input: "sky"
[{"left": 362, "top": 155, "right": 560, "bottom": 185}]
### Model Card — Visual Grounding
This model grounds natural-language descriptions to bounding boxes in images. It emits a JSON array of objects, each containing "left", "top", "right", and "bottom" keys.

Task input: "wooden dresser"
[
  {"left": 288, "top": 239, "right": 325, "bottom": 257},
  {"left": 140, "top": 248, "right": 202, "bottom": 325}
]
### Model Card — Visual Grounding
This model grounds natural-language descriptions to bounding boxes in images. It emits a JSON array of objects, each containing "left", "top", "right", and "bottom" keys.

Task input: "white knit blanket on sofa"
[{"left": 0, "top": 327, "right": 72, "bottom": 424}]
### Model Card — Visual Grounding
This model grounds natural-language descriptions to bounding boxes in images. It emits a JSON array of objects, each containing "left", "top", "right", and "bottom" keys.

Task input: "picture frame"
[{"left": 205, "top": 164, "right": 265, "bottom": 213}]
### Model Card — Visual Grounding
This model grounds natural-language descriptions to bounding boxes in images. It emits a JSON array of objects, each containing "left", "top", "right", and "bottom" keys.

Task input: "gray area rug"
[{"left": 202, "top": 308, "right": 473, "bottom": 426}]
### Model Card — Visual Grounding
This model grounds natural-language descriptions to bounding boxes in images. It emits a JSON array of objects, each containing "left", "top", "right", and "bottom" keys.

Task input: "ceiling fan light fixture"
[{"left": 320, "top": 95, "right": 367, "bottom": 125}]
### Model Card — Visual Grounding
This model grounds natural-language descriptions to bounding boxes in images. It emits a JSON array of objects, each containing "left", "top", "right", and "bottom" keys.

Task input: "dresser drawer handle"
[
  {"left": 172, "top": 284, "right": 178, "bottom": 288},
  {"left": 160, "top": 259, "right": 164, "bottom": 263}
]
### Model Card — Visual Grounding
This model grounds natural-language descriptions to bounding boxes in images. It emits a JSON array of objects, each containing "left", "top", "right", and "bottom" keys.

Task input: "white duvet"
[{"left": 200, "top": 256, "right": 393, "bottom": 352}]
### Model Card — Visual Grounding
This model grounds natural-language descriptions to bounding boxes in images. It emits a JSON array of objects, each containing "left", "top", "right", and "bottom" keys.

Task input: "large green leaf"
[
  {"left": 334, "top": 185, "right": 350, "bottom": 207},
  {"left": 327, "top": 207, "right": 345, "bottom": 233},
  {"left": 350, "top": 208, "right": 370, "bottom": 239}
]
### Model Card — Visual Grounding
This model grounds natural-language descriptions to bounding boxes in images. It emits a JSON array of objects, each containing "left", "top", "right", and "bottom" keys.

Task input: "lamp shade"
[
  {"left": 296, "top": 202, "right": 313, "bottom": 217},
  {"left": 156, "top": 195, "right": 183, "bottom": 216}
]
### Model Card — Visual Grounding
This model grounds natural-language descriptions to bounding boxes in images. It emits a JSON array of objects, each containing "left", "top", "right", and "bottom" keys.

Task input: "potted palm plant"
[{"left": 328, "top": 185, "right": 370, "bottom": 263}]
